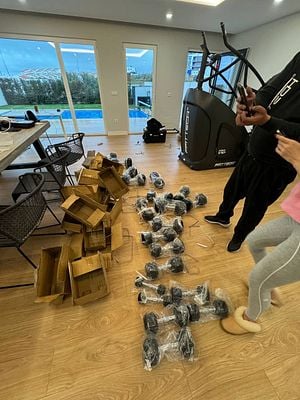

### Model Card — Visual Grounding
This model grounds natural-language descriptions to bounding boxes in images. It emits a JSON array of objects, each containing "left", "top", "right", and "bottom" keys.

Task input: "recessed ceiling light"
[
  {"left": 176, "top": 0, "right": 225, "bottom": 6},
  {"left": 18, "top": 0, "right": 27, "bottom": 4},
  {"left": 166, "top": 12, "right": 173, "bottom": 20},
  {"left": 274, "top": 0, "right": 284, "bottom": 4}
]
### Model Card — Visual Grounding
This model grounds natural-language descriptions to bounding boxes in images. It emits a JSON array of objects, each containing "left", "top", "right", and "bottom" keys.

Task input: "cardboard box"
[
  {"left": 89, "top": 152, "right": 104, "bottom": 170},
  {"left": 82, "top": 150, "right": 96, "bottom": 168},
  {"left": 103, "top": 222, "right": 123, "bottom": 252},
  {"left": 61, "top": 213, "right": 82, "bottom": 233},
  {"left": 77, "top": 168, "right": 101, "bottom": 185},
  {"left": 83, "top": 224, "right": 106, "bottom": 251},
  {"left": 103, "top": 197, "right": 123, "bottom": 227},
  {"left": 99, "top": 167, "right": 129, "bottom": 199},
  {"left": 69, "top": 253, "right": 110, "bottom": 305},
  {"left": 61, "top": 185, "right": 99, "bottom": 201},
  {"left": 101, "top": 156, "right": 124, "bottom": 175},
  {"left": 61, "top": 194, "right": 106, "bottom": 228},
  {"left": 35, "top": 245, "right": 70, "bottom": 304},
  {"left": 69, "top": 233, "right": 84, "bottom": 261}
]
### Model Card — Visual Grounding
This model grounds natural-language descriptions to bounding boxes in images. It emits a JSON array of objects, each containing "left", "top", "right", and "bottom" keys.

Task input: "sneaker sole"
[
  {"left": 204, "top": 218, "right": 231, "bottom": 228},
  {"left": 227, "top": 242, "right": 242, "bottom": 253}
]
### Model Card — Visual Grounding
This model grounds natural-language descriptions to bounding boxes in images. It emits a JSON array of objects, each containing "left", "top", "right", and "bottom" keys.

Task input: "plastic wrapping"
[
  {"left": 140, "top": 227, "right": 178, "bottom": 245},
  {"left": 123, "top": 172, "right": 146, "bottom": 186},
  {"left": 149, "top": 238, "right": 185, "bottom": 258},
  {"left": 135, "top": 197, "right": 156, "bottom": 222},
  {"left": 137, "top": 289, "right": 172, "bottom": 307},
  {"left": 143, "top": 327, "right": 196, "bottom": 371},
  {"left": 154, "top": 197, "right": 187, "bottom": 216},
  {"left": 143, "top": 304, "right": 191, "bottom": 334},
  {"left": 149, "top": 215, "right": 184, "bottom": 234},
  {"left": 169, "top": 280, "right": 210, "bottom": 306},
  {"left": 144, "top": 255, "right": 187, "bottom": 280},
  {"left": 149, "top": 171, "right": 165, "bottom": 189}
]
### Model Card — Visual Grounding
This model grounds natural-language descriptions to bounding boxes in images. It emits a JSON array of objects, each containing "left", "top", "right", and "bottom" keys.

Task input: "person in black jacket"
[{"left": 204, "top": 52, "right": 300, "bottom": 252}]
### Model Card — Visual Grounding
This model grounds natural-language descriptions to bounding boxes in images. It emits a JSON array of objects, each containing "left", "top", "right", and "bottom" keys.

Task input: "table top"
[{"left": 0, "top": 121, "right": 50, "bottom": 172}]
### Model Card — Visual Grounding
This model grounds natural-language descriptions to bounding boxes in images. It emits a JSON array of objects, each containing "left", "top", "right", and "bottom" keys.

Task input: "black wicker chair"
[
  {"left": 51, "top": 132, "right": 85, "bottom": 184},
  {"left": 0, "top": 173, "right": 47, "bottom": 288},
  {"left": 12, "top": 144, "right": 71, "bottom": 202}
]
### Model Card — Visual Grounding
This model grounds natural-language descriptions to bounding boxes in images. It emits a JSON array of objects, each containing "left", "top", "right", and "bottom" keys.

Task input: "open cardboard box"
[
  {"left": 82, "top": 150, "right": 96, "bottom": 168},
  {"left": 61, "top": 213, "right": 82, "bottom": 233},
  {"left": 99, "top": 167, "right": 128, "bottom": 199},
  {"left": 83, "top": 224, "right": 106, "bottom": 251},
  {"left": 69, "top": 233, "right": 84, "bottom": 261},
  {"left": 61, "top": 193, "right": 106, "bottom": 228},
  {"left": 69, "top": 252, "right": 110, "bottom": 305},
  {"left": 61, "top": 184, "right": 99, "bottom": 201},
  {"left": 103, "top": 197, "right": 122, "bottom": 227},
  {"left": 35, "top": 245, "right": 70, "bottom": 304},
  {"left": 77, "top": 168, "right": 101, "bottom": 185}
]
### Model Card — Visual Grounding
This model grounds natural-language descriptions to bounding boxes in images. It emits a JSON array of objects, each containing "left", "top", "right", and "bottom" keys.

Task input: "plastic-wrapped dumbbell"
[
  {"left": 124, "top": 157, "right": 133, "bottom": 169},
  {"left": 123, "top": 166, "right": 138, "bottom": 179},
  {"left": 107, "top": 152, "right": 119, "bottom": 162},
  {"left": 137, "top": 289, "right": 172, "bottom": 307},
  {"left": 135, "top": 276, "right": 167, "bottom": 295},
  {"left": 149, "top": 171, "right": 165, "bottom": 189},
  {"left": 143, "top": 327, "right": 195, "bottom": 370},
  {"left": 194, "top": 193, "right": 208, "bottom": 207},
  {"left": 146, "top": 190, "right": 157, "bottom": 202},
  {"left": 149, "top": 238, "right": 185, "bottom": 258},
  {"left": 122, "top": 172, "right": 146, "bottom": 186},
  {"left": 135, "top": 197, "right": 156, "bottom": 222},
  {"left": 143, "top": 304, "right": 191, "bottom": 334},
  {"left": 145, "top": 256, "right": 185, "bottom": 280},
  {"left": 170, "top": 282, "right": 210, "bottom": 305},
  {"left": 149, "top": 215, "right": 184, "bottom": 234},
  {"left": 141, "top": 227, "right": 178, "bottom": 245},
  {"left": 154, "top": 197, "right": 186, "bottom": 216},
  {"left": 173, "top": 185, "right": 191, "bottom": 201},
  {"left": 187, "top": 299, "right": 229, "bottom": 321}
]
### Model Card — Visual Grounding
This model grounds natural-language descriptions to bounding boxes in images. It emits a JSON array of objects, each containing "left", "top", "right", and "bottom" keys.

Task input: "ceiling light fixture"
[
  {"left": 166, "top": 12, "right": 173, "bottom": 20},
  {"left": 274, "top": 0, "right": 284, "bottom": 4},
  {"left": 176, "top": 0, "right": 225, "bottom": 6},
  {"left": 18, "top": 0, "right": 27, "bottom": 4}
]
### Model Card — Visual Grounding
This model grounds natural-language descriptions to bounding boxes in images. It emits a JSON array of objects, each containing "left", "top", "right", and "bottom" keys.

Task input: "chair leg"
[
  {"left": 66, "top": 166, "right": 75, "bottom": 185},
  {"left": 33, "top": 205, "right": 66, "bottom": 235}
]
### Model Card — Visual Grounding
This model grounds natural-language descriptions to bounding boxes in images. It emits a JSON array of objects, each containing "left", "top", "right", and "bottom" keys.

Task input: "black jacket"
[{"left": 248, "top": 52, "right": 300, "bottom": 168}]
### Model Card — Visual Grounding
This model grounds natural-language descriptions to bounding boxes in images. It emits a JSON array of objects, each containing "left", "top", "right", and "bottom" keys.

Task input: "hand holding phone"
[{"left": 237, "top": 83, "right": 252, "bottom": 116}]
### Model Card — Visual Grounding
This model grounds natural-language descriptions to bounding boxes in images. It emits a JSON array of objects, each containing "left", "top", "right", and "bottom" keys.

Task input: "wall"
[
  {"left": 0, "top": 10, "right": 225, "bottom": 134},
  {"left": 231, "top": 13, "right": 300, "bottom": 89}
]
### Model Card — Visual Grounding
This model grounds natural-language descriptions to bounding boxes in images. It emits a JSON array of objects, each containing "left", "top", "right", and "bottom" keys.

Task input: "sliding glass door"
[{"left": 125, "top": 45, "right": 155, "bottom": 133}]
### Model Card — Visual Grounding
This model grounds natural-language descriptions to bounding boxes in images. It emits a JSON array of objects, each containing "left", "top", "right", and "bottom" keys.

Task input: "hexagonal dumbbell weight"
[
  {"left": 170, "top": 284, "right": 210, "bottom": 305},
  {"left": 149, "top": 171, "right": 165, "bottom": 189},
  {"left": 143, "top": 327, "right": 195, "bottom": 370},
  {"left": 149, "top": 215, "right": 184, "bottom": 234},
  {"left": 137, "top": 290, "right": 172, "bottom": 307},
  {"left": 141, "top": 227, "right": 178, "bottom": 245},
  {"left": 144, "top": 256, "right": 185, "bottom": 280},
  {"left": 143, "top": 304, "right": 190, "bottom": 334},
  {"left": 122, "top": 172, "right": 146, "bottom": 186},
  {"left": 134, "top": 276, "right": 167, "bottom": 296},
  {"left": 188, "top": 299, "right": 229, "bottom": 320},
  {"left": 149, "top": 238, "right": 185, "bottom": 258},
  {"left": 154, "top": 197, "right": 186, "bottom": 216},
  {"left": 135, "top": 197, "right": 156, "bottom": 222}
]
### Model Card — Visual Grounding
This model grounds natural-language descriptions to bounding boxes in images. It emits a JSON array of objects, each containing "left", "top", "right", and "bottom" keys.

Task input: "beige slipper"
[
  {"left": 242, "top": 280, "right": 283, "bottom": 307},
  {"left": 221, "top": 306, "right": 261, "bottom": 335}
]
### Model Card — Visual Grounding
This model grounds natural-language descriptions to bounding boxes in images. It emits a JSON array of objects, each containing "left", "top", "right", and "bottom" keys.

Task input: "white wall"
[
  {"left": 232, "top": 13, "right": 300, "bottom": 89},
  {"left": 0, "top": 10, "right": 226, "bottom": 134}
]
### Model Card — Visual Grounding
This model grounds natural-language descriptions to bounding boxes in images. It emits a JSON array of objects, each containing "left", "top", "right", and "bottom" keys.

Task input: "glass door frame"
[
  {"left": 0, "top": 33, "right": 105, "bottom": 136},
  {"left": 123, "top": 42, "right": 157, "bottom": 133}
]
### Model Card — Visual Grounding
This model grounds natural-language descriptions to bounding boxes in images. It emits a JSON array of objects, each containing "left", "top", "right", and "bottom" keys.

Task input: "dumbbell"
[
  {"left": 149, "top": 171, "right": 165, "bottom": 189},
  {"left": 194, "top": 193, "right": 208, "bottom": 207},
  {"left": 146, "top": 190, "right": 157, "bottom": 202},
  {"left": 154, "top": 197, "right": 186, "bottom": 216},
  {"left": 124, "top": 157, "right": 133, "bottom": 169},
  {"left": 134, "top": 276, "right": 167, "bottom": 295},
  {"left": 135, "top": 197, "right": 156, "bottom": 222},
  {"left": 143, "top": 304, "right": 191, "bottom": 334},
  {"left": 149, "top": 215, "right": 184, "bottom": 234},
  {"left": 122, "top": 173, "right": 146, "bottom": 186},
  {"left": 188, "top": 299, "right": 229, "bottom": 320},
  {"left": 145, "top": 256, "right": 185, "bottom": 280},
  {"left": 123, "top": 166, "right": 138, "bottom": 178},
  {"left": 137, "top": 290, "right": 172, "bottom": 307},
  {"left": 141, "top": 227, "right": 178, "bottom": 245},
  {"left": 170, "top": 284, "right": 210, "bottom": 305},
  {"left": 143, "top": 327, "right": 195, "bottom": 370},
  {"left": 107, "top": 152, "right": 119, "bottom": 162},
  {"left": 149, "top": 238, "right": 185, "bottom": 258}
]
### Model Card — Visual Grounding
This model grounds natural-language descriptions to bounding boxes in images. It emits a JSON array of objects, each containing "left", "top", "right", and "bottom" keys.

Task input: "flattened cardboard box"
[
  {"left": 99, "top": 167, "right": 128, "bottom": 199},
  {"left": 83, "top": 224, "right": 106, "bottom": 251},
  {"left": 60, "top": 193, "right": 106, "bottom": 228},
  {"left": 35, "top": 245, "right": 70, "bottom": 304},
  {"left": 69, "top": 233, "right": 84, "bottom": 261},
  {"left": 103, "top": 197, "right": 122, "bottom": 227},
  {"left": 69, "top": 253, "right": 110, "bottom": 305}
]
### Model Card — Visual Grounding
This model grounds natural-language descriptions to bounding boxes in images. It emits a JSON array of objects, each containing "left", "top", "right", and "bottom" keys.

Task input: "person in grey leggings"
[{"left": 221, "top": 134, "right": 300, "bottom": 335}]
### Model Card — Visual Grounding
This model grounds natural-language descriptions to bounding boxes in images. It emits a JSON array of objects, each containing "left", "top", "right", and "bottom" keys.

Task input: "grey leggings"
[{"left": 245, "top": 215, "right": 300, "bottom": 321}]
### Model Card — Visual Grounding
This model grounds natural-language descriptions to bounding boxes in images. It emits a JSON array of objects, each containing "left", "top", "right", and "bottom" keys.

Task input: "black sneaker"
[
  {"left": 227, "top": 238, "right": 243, "bottom": 253},
  {"left": 204, "top": 215, "right": 231, "bottom": 228}
]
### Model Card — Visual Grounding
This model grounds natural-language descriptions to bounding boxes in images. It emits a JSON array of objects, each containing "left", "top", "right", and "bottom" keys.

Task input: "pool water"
[{"left": 40, "top": 109, "right": 148, "bottom": 120}]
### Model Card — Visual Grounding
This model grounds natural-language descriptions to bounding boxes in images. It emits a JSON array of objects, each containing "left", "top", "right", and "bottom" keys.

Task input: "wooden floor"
[{"left": 0, "top": 133, "right": 299, "bottom": 400}]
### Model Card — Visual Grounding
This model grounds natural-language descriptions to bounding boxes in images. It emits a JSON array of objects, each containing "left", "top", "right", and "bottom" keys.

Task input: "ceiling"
[{"left": 0, "top": 0, "right": 299, "bottom": 34}]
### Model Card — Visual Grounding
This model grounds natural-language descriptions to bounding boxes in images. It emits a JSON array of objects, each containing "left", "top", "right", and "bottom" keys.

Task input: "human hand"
[
  {"left": 236, "top": 86, "right": 256, "bottom": 125},
  {"left": 275, "top": 134, "right": 300, "bottom": 173},
  {"left": 236, "top": 105, "right": 271, "bottom": 127}
]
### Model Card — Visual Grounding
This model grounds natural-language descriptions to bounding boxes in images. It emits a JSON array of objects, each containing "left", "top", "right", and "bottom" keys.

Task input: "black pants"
[{"left": 216, "top": 152, "right": 297, "bottom": 242}]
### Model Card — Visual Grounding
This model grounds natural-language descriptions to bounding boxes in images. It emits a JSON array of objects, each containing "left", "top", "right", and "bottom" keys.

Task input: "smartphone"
[{"left": 237, "top": 83, "right": 252, "bottom": 116}]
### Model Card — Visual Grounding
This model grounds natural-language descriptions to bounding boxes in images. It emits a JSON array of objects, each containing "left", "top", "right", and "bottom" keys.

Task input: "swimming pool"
[{"left": 39, "top": 109, "right": 148, "bottom": 120}]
